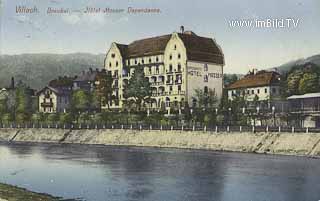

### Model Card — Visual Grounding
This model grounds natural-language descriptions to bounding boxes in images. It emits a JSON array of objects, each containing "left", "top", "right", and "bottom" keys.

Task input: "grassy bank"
[{"left": 0, "top": 183, "right": 59, "bottom": 201}]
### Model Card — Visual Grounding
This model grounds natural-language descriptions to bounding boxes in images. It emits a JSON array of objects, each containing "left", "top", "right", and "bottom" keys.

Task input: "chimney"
[
  {"left": 180, "top": 25, "right": 184, "bottom": 33},
  {"left": 11, "top": 77, "right": 15, "bottom": 89}
]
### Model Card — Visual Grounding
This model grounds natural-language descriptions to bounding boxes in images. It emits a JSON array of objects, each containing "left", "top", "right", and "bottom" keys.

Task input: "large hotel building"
[{"left": 104, "top": 27, "right": 225, "bottom": 110}]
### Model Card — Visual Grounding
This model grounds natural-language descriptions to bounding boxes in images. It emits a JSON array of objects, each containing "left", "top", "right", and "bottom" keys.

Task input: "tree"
[
  {"left": 194, "top": 88, "right": 218, "bottom": 109},
  {"left": 298, "top": 72, "right": 319, "bottom": 94},
  {"left": 95, "top": 71, "right": 113, "bottom": 109},
  {"left": 286, "top": 70, "right": 304, "bottom": 95},
  {"left": 71, "top": 89, "right": 91, "bottom": 113},
  {"left": 123, "top": 67, "right": 151, "bottom": 111},
  {"left": 224, "top": 74, "right": 238, "bottom": 86}
]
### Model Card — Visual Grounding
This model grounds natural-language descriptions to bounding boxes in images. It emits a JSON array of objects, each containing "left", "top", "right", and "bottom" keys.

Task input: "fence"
[{"left": 1, "top": 123, "right": 320, "bottom": 133}]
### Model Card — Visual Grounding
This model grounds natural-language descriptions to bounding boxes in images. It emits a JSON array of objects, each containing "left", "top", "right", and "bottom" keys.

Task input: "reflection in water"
[{"left": 0, "top": 143, "right": 320, "bottom": 201}]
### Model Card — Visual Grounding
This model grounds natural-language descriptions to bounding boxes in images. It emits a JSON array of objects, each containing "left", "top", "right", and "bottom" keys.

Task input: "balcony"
[
  {"left": 165, "top": 91, "right": 185, "bottom": 96},
  {"left": 175, "top": 79, "right": 182, "bottom": 85},
  {"left": 41, "top": 102, "right": 53, "bottom": 107},
  {"left": 151, "top": 81, "right": 165, "bottom": 86}
]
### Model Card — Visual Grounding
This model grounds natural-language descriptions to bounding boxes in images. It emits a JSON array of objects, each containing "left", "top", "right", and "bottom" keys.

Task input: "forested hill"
[
  {"left": 0, "top": 53, "right": 105, "bottom": 90},
  {"left": 268, "top": 54, "right": 320, "bottom": 74}
]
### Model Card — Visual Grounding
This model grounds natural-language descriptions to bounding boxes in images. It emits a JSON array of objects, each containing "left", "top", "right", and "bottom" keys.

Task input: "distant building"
[
  {"left": 287, "top": 93, "right": 320, "bottom": 127},
  {"left": 226, "top": 70, "right": 282, "bottom": 102},
  {"left": 37, "top": 86, "right": 71, "bottom": 113},
  {"left": 73, "top": 68, "right": 104, "bottom": 92},
  {"left": 104, "top": 27, "right": 225, "bottom": 109}
]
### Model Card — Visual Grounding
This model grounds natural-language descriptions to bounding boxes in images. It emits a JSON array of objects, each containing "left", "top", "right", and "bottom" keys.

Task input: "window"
[
  {"left": 135, "top": 59, "right": 137, "bottom": 64},
  {"left": 177, "top": 64, "right": 182, "bottom": 72},
  {"left": 116, "top": 61, "right": 118, "bottom": 67},
  {"left": 178, "top": 85, "right": 181, "bottom": 91},
  {"left": 204, "top": 64, "right": 208, "bottom": 71},
  {"left": 204, "top": 75, "right": 208, "bottom": 82},
  {"left": 149, "top": 58, "right": 152, "bottom": 63},
  {"left": 111, "top": 53, "right": 115, "bottom": 58},
  {"left": 169, "top": 54, "right": 172, "bottom": 60},
  {"left": 50, "top": 98, "right": 53, "bottom": 103},
  {"left": 109, "top": 62, "right": 111, "bottom": 67},
  {"left": 169, "top": 64, "right": 173, "bottom": 72},
  {"left": 257, "top": 89, "right": 260, "bottom": 94},
  {"left": 178, "top": 53, "right": 181, "bottom": 59},
  {"left": 142, "top": 59, "right": 144, "bottom": 64},
  {"left": 251, "top": 90, "right": 254, "bottom": 94},
  {"left": 265, "top": 88, "right": 268, "bottom": 93},
  {"left": 170, "top": 86, "right": 173, "bottom": 91},
  {"left": 204, "top": 86, "right": 208, "bottom": 94},
  {"left": 156, "top": 57, "right": 159, "bottom": 62},
  {"left": 174, "top": 45, "right": 177, "bottom": 50}
]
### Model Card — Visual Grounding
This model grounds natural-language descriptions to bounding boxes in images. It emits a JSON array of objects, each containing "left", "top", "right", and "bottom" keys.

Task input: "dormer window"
[{"left": 111, "top": 53, "right": 115, "bottom": 58}]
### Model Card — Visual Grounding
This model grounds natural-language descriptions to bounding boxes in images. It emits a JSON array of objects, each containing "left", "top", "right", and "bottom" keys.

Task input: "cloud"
[
  {"left": 62, "top": 13, "right": 81, "bottom": 25},
  {"left": 61, "top": 12, "right": 129, "bottom": 26}
]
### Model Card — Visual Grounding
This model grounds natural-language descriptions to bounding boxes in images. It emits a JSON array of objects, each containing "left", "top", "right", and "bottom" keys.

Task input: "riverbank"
[
  {"left": 0, "top": 128, "right": 320, "bottom": 157},
  {"left": 0, "top": 183, "right": 59, "bottom": 201}
]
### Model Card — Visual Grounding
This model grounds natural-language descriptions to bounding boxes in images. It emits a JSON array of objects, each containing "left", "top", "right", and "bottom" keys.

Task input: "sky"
[{"left": 0, "top": 0, "right": 319, "bottom": 73}]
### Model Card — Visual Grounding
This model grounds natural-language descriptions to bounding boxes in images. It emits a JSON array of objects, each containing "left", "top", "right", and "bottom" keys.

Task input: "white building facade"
[
  {"left": 37, "top": 86, "right": 71, "bottom": 113},
  {"left": 227, "top": 71, "right": 282, "bottom": 102},
  {"left": 104, "top": 29, "right": 225, "bottom": 110}
]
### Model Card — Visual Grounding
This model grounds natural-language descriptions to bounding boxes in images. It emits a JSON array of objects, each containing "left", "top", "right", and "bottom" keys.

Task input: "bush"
[
  {"left": 47, "top": 113, "right": 58, "bottom": 124},
  {"left": 16, "top": 113, "right": 28, "bottom": 123},
  {"left": 1, "top": 113, "right": 13, "bottom": 124},
  {"left": 59, "top": 113, "right": 73, "bottom": 124},
  {"left": 79, "top": 113, "right": 89, "bottom": 124},
  {"left": 31, "top": 113, "right": 45, "bottom": 123}
]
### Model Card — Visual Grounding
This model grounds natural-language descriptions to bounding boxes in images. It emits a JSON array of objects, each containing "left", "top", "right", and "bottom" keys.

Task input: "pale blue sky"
[{"left": 1, "top": 0, "right": 319, "bottom": 73}]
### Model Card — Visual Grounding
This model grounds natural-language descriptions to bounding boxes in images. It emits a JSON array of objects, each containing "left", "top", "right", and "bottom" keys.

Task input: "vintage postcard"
[{"left": 0, "top": 0, "right": 320, "bottom": 201}]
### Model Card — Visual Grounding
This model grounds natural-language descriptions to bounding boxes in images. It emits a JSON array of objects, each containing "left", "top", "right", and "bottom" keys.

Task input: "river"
[{"left": 0, "top": 142, "right": 319, "bottom": 201}]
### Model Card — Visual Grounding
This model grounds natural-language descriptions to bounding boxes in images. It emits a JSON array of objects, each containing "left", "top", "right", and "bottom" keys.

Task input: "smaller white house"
[
  {"left": 37, "top": 86, "right": 71, "bottom": 113},
  {"left": 226, "top": 70, "right": 282, "bottom": 102}
]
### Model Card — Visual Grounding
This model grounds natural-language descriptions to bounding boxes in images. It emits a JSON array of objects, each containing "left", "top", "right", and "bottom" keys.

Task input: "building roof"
[
  {"left": 287, "top": 92, "right": 320, "bottom": 100},
  {"left": 114, "top": 31, "right": 224, "bottom": 65},
  {"left": 74, "top": 69, "right": 99, "bottom": 82},
  {"left": 226, "top": 71, "right": 281, "bottom": 90},
  {"left": 37, "top": 86, "right": 71, "bottom": 96}
]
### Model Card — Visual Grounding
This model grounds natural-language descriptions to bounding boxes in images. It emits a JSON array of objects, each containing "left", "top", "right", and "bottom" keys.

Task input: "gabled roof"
[
  {"left": 113, "top": 31, "right": 224, "bottom": 65},
  {"left": 37, "top": 86, "right": 71, "bottom": 96},
  {"left": 178, "top": 33, "right": 224, "bottom": 64},
  {"left": 227, "top": 71, "right": 281, "bottom": 90}
]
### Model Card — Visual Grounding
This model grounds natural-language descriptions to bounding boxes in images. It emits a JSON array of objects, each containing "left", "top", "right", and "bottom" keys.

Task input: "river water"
[{"left": 0, "top": 143, "right": 319, "bottom": 201}]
